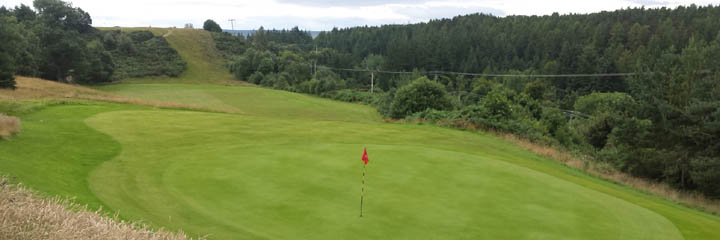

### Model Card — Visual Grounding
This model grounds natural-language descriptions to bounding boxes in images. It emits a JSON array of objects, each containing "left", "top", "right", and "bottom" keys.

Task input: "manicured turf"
[
  {"left": 97, "top": 83, "right": 380, "bottom": 122},
  {"left": 3, "top": 84, "right": 720, "bottom": 239}
]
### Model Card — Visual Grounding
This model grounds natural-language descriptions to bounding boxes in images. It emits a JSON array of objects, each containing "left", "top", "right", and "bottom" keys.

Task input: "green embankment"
[
  {"left": 99, "top": 27, "right": 233, "bottom": 84},
  {"left": 2, "top": 29, "right": 720, "bottom": 239}
]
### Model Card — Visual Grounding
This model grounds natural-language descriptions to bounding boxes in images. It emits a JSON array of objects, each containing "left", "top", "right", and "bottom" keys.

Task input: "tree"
[
  {"left": 0, "top": 16, "right": 20, "bottom": 89},
  {"left": 203, "top": 19, "right": 222, "bottom": 33},
  {"left": 33, "top": 0, "right": 96, "bottom": 82},
  {"left": 389, "top": 77, "right": 453, "bottom": 118}
]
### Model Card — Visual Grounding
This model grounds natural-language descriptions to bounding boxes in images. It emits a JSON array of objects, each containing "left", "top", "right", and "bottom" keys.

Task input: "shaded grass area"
[{"left": 0, "top": 104, "right": 130, "bottom": 209}]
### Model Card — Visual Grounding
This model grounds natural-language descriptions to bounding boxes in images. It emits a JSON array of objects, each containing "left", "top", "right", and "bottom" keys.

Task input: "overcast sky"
[{"left": 2, "top": 0, "right": 719, "bottom": 30}]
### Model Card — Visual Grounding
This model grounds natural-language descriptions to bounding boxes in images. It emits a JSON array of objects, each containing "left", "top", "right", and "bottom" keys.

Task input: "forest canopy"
[{"left": 0, "top": 0, "right": 186, "bottom": 86}]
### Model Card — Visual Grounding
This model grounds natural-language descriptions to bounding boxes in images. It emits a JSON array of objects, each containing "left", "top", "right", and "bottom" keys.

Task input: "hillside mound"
[{"left": 103, "top": 28, "right": 235, "bottom": 84}]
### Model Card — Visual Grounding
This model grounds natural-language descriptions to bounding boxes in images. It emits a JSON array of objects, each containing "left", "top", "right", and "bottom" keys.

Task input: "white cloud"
[{"left": 2, "top": 0, "right": 718, "bottom": 30}]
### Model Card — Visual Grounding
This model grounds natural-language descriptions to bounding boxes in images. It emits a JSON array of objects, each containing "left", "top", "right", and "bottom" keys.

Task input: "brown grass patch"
[
  {"left": 0, "top": 113, "right": 21, "bottom": 139},
  {"left": 0, "top": 77, "right": 237, "bottom": 113},
  {"left": 0, "top": 178, "right": 200, "bottom": 240}
]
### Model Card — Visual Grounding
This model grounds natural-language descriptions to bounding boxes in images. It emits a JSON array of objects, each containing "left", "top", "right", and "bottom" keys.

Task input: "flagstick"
[{"left": 360, "top": 164, "right": 366, "bottom": 217}]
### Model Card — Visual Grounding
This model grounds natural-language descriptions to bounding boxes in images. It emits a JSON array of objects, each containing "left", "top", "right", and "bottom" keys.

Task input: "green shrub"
[
  {"left": 406, "top": 109, "right": 461, "bottom": 123},
  {"left": 691, "top": 157, "right": 720, "bottom": 198},
  {"left": 211, "top": 32, "right": 246, "bottom": 58},
  {"left": 103, "top": 30, "right": 186, "bottom": 80},
  {"left": 127, "top": 31, "right": 154, "bottom": 42},
  {"left": 203, "top": 19, "right": 222, "bottom": 33},
  {"left": 574, "top": 92, "right": 637, "bottom": 116},
  {"left": 327, "top": 89, "right": 380, "bottom": 105},
  {"left": 389, "top": 77, "right": 453, "bottom": 118},
  {"left": 248, "top": 71, "right": 264, "bottom": 84}
]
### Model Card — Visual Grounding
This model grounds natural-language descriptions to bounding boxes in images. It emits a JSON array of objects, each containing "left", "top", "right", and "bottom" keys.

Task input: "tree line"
[
  {"left": 0, "top": 0, "right": 185, "bottom": 88},
  {"left": 212, "top": 5, "right": 720, "bottom": 199}
]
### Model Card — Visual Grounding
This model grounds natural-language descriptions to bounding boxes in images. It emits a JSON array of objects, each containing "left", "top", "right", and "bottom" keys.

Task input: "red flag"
[{"left": 362, "top": 148, "right": 369, "bottom": 165}]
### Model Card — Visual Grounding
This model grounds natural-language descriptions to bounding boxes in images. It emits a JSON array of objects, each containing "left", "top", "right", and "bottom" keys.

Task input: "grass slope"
[
  {"left": 98, "top": 83, "right": 380, "bottom": 122},
  {"left": 100, "top": 27, "right": 234, "bottom": 84},
  {"left": 0, "top": 104, "right": 126, "bottom": 208}
]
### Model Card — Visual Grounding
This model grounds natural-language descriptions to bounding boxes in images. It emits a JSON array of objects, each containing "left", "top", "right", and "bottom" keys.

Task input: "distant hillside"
[
  {"left": 224, "top": 29, "right": 321, "bottom": 38},
  {"left": 102, "top": 28, "right": 235, "bottom": 84}
]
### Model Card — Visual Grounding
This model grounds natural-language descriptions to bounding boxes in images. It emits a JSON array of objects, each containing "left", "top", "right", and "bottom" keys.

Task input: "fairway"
[{"left": 2, "top": 83, "right": 719, "bottom": 239}]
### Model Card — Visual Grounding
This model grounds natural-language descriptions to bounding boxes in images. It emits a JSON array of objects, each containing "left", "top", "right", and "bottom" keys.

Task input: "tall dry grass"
[
  {"left": 0, "top": 113, "right": 21, "bottom": 139},
  {"left": 0, "top": 77, "right": 236, "bottom": 113},
  {"left": 0, "top": 178, "right": 199, "bottom": 240}
]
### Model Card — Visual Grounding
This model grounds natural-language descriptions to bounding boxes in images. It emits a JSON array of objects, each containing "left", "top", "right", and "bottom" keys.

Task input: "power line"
[{"left": 315, "top": 65, "right": 639, "bottom": 78}]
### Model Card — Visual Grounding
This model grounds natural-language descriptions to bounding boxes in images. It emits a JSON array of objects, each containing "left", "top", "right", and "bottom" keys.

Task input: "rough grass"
[
  {"left": 0, "top": 77, "right": 234, "bottom": 113},
  {"left": 0, "top": 178, "right": 195, "bottom": 240},
  {"left": 0, "top": 113, "right": 20, "bottom": 139}
]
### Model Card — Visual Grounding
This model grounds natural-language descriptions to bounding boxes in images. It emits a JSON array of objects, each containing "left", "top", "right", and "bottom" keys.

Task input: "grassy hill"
[
  {"left": 100, "top": 27, "right": 234, "bottom": 84},
  {"left": 2, "top": 29, "right": 720, "bottom": 239}
]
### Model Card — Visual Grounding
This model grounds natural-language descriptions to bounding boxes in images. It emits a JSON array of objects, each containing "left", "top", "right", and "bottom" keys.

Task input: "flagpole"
[{"left": 360, "top": 164, "right": 366, "bottom": 217}]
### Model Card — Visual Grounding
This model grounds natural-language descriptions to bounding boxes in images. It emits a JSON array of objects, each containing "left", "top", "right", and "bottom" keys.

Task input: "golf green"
[{"left": 2, "top": 83, "right": 720, "bottom": 239}]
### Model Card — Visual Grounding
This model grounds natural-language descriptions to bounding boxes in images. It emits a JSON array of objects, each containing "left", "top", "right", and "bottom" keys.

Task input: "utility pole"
[
  {"left": 313, "top": 44, "right": 318, "bottom": 79},
  {"left": 228, "top": 19, "right": 236, "bottom": 31},
  {"left": 371, "top": 71, "right": 374, "bottom": 93}
]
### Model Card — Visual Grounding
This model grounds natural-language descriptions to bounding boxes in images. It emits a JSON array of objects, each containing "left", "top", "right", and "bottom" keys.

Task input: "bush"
[
  {"left": 103, "top": 30, "right": 186, "bottom": 80},
  {"left": 203, "top": 19, "right": 222, "bottom": 33},
  {"left": 389, "top": 77, "right": 453, "bottom": 118},
  {"left": 127, "top": 31, "right": 154, "bottom": 42},
  {"left": 261, "top": 72, "right": 291, "bottom": 90},
  {"left": 0, "top": 113, "right": 20, "bottom": 139},
  {"left": 480, "top": 88, "right": 514, "bottom": 119},
  {"left": 574, "top": 92, "right": 637, "bottom": 116},
  {"left": 691, "top": 157, "right": 720, "bottom": 198},
  {"left": 230, "top": 48, "right": 275, "bottom": 81},
  {"left": 248, "top": 71, "right": 264, "bottom": 84},
  {"left": 327, "top": 89, "right": 380, "bottom": 105},
  {"left": 407, "top": 109, "right": 461, "bottom": 123},
  {"left": 211, "top": 32, "right": 246, "bottom": 58}
]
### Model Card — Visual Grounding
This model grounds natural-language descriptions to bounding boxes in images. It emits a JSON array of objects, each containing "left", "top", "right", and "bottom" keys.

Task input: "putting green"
[
  {"left": 3, "top": 83, "right": 720, "bottom": 239},
  {"left": 84, "top": 108, "right": 677, "bottom": 239}
]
